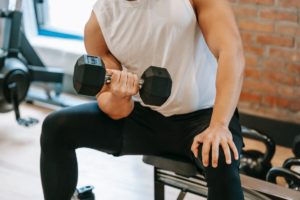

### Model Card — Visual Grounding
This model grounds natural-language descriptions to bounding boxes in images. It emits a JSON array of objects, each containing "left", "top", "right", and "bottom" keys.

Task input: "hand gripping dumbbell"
[{"left": 73, "top": 55, "right": 172, "bottom": 106}]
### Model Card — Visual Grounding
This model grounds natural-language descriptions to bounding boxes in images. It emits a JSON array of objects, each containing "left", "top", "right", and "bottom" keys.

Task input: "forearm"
[
  {"left": 97, "top": 92, "right": 134, "bottom": 120},
  {"left": 210, "top": 48, "right": 245, "bottom": 128},
  {"left": 85, "top": 12, "right": 136, "bottom": 120}
]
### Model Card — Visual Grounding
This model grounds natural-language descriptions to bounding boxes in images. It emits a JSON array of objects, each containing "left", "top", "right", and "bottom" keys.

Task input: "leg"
[
  {"left": 194, "top": 117, "right": 244, "bottom": 200},
  {"left": 40, "top": 102, "right": 179, "bottom": 200},
  {"left": 40, "top": 102, "right": 125, "bottom": 200}
]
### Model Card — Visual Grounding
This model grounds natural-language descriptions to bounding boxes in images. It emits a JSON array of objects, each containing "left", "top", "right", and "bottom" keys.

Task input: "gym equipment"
[
  {"left": 266, "top": 157, "right": 300, "bottom": 191},
  {"left": 266, "top": 167, "right": 300, "bottom": 191},
  {"left": 283, "top": 157, "right": 300, "bottom": 169},
  {"left": 292, "top": 135, "right": 300, "bottom": 157},
  {"left": 283, "top": 157, "right": 300, "bottom": 190},
  {"left": 240, "top": 126, "right": 276, "bottom": 180},
  {"left": 73, "top": 55, "right": 172, "bottom": 106},
  {"left": 71, "top": 185, "right": 95, "bottom": 200},
  {"left": 265, "top": 134, "right": 300, "bottom": 191},
  {"left": 142, "top": 155, "right": 300, "bottom": 200},
  {"left": 0, "top": 0, "right": 70, "bottom": 126}
]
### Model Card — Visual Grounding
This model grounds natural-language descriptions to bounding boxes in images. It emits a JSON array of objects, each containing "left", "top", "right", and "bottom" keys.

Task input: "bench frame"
[{"left": 143, "top": 156, "right": 300, "bottom": 200}]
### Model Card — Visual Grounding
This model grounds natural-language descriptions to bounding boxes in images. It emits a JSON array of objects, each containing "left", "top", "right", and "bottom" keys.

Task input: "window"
[{"left": 34, "top": 0, "right": 97, "bottom": 40}]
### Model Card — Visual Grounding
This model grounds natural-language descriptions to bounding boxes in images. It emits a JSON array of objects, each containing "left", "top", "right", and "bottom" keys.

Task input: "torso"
[{"left": 93, "top": 0, "right": 217, "bottom": 116}]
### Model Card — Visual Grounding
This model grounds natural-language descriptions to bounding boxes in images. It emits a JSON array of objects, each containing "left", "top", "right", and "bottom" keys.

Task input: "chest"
[{"left": 104, "top": 0, "right": 199, "bottom": 71}]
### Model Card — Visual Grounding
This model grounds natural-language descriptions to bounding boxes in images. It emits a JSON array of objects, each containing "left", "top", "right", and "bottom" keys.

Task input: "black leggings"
[{"left": 40, "top": 102, "right": 244, "bottom": 200}]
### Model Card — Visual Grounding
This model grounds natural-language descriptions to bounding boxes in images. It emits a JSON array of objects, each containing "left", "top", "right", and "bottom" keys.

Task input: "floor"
[{"left": 0, "top": 99, "right": 295, "bottom": 200}]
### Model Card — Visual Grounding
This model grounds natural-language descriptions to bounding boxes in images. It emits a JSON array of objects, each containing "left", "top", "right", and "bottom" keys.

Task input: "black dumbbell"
[
  {"left": 73, "top": 55, "right": 172, "bottom": 106},
  {"left": 72, "top": 185, "right": 95, "bottom": 200},
  {"left": 239, "top": 126, "right": 276, "bottom": 180}
]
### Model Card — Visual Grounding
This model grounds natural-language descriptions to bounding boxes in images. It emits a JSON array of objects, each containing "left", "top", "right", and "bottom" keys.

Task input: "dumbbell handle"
[{"left": 105, "top": 74, "right": 144, "bottom": 86}]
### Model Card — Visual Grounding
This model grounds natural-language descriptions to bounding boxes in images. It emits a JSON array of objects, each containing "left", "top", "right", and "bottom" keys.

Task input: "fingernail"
[{"left": 227, "top": 160, "right": 231, "bottom": 164}]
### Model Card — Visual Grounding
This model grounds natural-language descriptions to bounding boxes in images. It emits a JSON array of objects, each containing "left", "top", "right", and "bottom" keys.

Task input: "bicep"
[
  {"left": 84, "top": 12, "right": 109, "bottom": 56},
  {"left": 194, "top": 0, "right": 242, "bottom": 58},
  {"left": 84, "top": 12, "right": 121, "bottom": 70}
]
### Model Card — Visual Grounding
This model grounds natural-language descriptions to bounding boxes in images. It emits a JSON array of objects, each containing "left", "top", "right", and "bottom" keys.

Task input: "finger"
[
  {"left": 119, "top": 71, "right": 128, "bottom": 93},
  {"left": 109, "top": 70, "right": 120, "bottom": 93},
  {"left": 202, "top": 140, "right": 211, "bottom": 167},
  {"left": 120, "top": 70, "right": 128, "bottom": 84},
  {"left": 132, "top": 73, "right": 139, "bottom": 94},
  {"left": 191, "top": 140, "right": 199, "bottom": 158},
  {"left": 110, "top": 70, "right": 121, "bottom": 85},
  {"left": 221, "top": 140, "right": 232, "bottom": 165},
  {"left": 211, "top": 141, "right": 219, "bottom": 168},
  {"left": 195, "top": 134, "right": 204, "bottom": 143},
  {"left": 126, "top": 72, "right": 134, "bottom": 95},
  {"left": 191, "top": 135, "right": 204, "bottom": 158},
  {"left": 105, "top": 68, "right": 114, "bottom": 75},
  {"left": 228, "top": 139, "right": 239, "bottom": 160}
]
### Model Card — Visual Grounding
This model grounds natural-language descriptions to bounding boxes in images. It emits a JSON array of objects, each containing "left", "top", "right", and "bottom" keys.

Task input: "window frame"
[{"left": 33, "top": 0, "right": 83, "bottom": 41}]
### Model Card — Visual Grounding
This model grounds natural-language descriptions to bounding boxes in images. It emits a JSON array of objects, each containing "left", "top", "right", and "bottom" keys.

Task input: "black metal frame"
[
  {"left": 0, "top": 3, "right": 71, "bottom": 125},
  {"left": 152, "top": 165, "right": 273, "bottom": 200},
  {"left": 32, "top": 0, "right": 83, "bottom": 40},
  {"left": 143, "top": 155, "right": 300, "bottom": 200},
  {"left": 0, "top": 8, "right": 64, "bottom": 82}
]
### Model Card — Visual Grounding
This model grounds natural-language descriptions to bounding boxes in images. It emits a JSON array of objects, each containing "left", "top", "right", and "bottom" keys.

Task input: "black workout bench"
[{"left": 142, "top": 155, "right": 300, "bottom": 200}]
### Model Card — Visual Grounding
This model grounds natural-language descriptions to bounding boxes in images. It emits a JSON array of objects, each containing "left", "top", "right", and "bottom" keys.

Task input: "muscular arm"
[
  {"left": 193, "top": 0, "right": 245, "bottom": 127},
  {"left": 190, "top": 0, "right": 245, "bottom": 167},
  {"left": 84, "top": 12, "right": 134, "bottom": 119}
]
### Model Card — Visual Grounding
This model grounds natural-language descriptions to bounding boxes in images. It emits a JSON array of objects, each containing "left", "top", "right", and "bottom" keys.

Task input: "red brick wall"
[{"left": 230, "top": 0, "right": 300, "bottom": 124}]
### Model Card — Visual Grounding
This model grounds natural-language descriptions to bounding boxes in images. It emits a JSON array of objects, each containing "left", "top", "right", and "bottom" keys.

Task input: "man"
[{"left": 40, "top": 0, "right": 245, "bottom": 199}]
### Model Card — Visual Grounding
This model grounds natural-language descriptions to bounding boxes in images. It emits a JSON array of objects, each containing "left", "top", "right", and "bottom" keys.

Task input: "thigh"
[
  {"left": 42, "top": 102, "right": 180, "bottom": 157},
  {"left": 119, "top": 103, "right": 184, "bottom": 155},
  {"left": 41, "top": 102, "right": 125, "bottom": 156}
]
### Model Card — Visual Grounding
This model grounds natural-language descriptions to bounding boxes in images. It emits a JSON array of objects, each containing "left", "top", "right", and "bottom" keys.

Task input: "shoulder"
[
  {"left": 93, "top": 0, "right": 118, "bottom": 12},
  {"left": 189, "top": 0, "right": 196, "bottom": 9},
  {"left": 187, "top": 0, "right": 198, "bottom": 15}
]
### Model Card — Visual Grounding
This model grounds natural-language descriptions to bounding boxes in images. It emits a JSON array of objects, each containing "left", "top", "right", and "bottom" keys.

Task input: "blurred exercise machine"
[{"left": 0, "top": 0, "right": 70, "bottom": 126}]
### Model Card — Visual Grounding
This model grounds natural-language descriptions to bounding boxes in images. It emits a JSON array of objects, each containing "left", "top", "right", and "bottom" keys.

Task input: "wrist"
[
  {"left": 209, "top": 121, "right": 229, "bottom": 129},
  {"left": 111, "top": 93, "right": 132, "bottom": 103}
]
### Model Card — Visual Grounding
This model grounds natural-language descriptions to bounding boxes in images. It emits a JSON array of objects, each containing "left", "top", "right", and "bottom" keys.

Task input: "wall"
[
  {"left": 0, "top": 0, "right": 8, "bottom": 10},
  {"left": 230, "top": 0, "right": 300, "bottom": 124}
]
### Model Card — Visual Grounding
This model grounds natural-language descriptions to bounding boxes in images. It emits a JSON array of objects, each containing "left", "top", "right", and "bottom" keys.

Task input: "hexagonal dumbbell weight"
[{"left": 73, "top": 55, "right": 172, "bottom": 106}]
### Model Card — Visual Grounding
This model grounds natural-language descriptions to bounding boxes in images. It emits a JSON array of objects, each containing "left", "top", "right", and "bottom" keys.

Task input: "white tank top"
[{"left": 93, "top": 0, "right": 217, "bottom": 116}]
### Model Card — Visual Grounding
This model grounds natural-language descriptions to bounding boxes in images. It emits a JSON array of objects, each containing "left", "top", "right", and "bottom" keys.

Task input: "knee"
[
  {"left": 202, "top": 150, "right": 240, "bottom": 186},
  {"left": 40, "top": 111, "right": 68, "bottom": 153}
]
